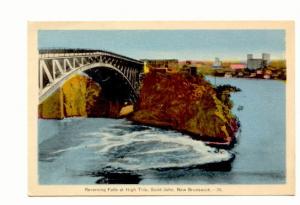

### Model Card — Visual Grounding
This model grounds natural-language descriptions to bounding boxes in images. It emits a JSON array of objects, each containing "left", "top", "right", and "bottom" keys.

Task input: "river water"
[{"left": 38, "top": 77, "right": 285, "bottom": 184}]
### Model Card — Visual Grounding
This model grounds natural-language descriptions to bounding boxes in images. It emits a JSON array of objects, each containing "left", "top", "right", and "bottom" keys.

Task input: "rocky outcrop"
[
  {"left": 130, "top": 72, "right": 239, "bottom": 147},
  {"left": 38, "top": 74, "right": 125, "bottom": 119},
  {"left": 39, "top": 72, "right": 239, "bottom": 147}
]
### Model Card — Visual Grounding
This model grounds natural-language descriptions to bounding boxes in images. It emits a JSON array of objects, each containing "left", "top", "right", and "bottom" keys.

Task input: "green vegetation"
[{"left": 267, "top": 60, "right": 286, "bottom": 70}]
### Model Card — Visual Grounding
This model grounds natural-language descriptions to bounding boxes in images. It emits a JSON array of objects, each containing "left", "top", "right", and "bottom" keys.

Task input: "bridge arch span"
[
  {"left": 82, "top": 63, "right": 138, "bottom": 103},
  {"left": 38, "top": 50, "right": 144, "bottom": 104},
  {"left": 39, "top": 62, "right": 138, "bottom": 103}
]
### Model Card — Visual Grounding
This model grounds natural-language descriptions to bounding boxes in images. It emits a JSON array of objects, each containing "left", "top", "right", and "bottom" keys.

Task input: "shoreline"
[
  {"left": 208, "top": 74, "right": 286, "bottom": 81},
  {"left": 128, "top": 117, "right": 239, "bottom": 149}
]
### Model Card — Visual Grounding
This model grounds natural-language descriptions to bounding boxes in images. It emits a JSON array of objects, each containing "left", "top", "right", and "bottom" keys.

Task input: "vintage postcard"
[{"left": 28, "top": 21, "right": 295, "bottom": 196}]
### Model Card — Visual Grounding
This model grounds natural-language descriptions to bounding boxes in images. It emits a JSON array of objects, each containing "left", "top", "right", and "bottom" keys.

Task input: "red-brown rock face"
[{"left": 131, "top": 72, "right": 239, "bottom": 147}]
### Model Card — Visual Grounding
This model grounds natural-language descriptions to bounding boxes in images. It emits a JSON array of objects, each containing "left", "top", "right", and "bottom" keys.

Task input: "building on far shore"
[
  {"left": 247, "top": 53, "right": 271, "bottom": 70},
  {"left": 230, "top": 63, "right": 246, "bottom": 71},
  {"left": 213, "top": 57, "right": 222, "bottom": 68},
  {"left": 141, "top": 59, "right": 179, "bottom": 73}
]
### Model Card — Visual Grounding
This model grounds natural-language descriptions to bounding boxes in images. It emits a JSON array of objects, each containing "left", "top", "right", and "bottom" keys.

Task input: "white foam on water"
[
  {"left": 89, "top": 126, "right": 233, "bottom": 171},
  {"left": 80, "top": 132, "right": 103, "bottom": 137},
  {"left": 40, "top": 121, "right": 233, "bottom": 173},
  {"left": 136, "top": 147, "right": 185, "bottom": 155}
]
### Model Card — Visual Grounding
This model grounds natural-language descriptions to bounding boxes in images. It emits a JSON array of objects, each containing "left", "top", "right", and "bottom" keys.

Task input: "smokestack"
[
  {"left": 262, "top": 53, "right": 271, "bottom": 65},
  {"left": 247, "top": 54, "right": 253, "bottom": 60}
]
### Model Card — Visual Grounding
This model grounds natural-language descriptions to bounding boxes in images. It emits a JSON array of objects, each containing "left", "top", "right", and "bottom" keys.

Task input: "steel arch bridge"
[{"left": 38, "top": 49, "right": 144, "bottom": 103}]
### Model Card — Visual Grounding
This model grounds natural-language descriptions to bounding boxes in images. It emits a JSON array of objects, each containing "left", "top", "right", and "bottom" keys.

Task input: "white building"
[{"left": 213, "top": 57, "right": 222, "bottom": 68}]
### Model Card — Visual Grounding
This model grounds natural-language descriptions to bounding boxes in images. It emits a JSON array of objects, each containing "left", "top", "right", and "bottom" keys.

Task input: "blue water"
[
  {"left": 38, "top": 77, "right": 286, "bottom": 184},
  {"left": 207, "top": 77, "right": 286, "bottom": 184}
]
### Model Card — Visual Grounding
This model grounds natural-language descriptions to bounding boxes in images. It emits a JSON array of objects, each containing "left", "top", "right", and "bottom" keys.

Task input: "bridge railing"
[
  {"left": 39, "top": 49, "right": 143, "bottom": 65},
  {"left": 39, "top": 52, "right": 100, "bottom": 59},
  {"left": 39, "top": 52, "right": 144, "bottom": 66}
]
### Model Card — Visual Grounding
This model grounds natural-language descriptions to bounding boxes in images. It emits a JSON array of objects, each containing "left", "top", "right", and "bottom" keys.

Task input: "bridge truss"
[{"left": 38, "top": 50, "right": 144, "bottom": 103}]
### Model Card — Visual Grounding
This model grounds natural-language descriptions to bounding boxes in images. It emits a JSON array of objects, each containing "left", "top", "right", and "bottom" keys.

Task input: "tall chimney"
[{"left": 247, "top": 54, "right": 253, "bottom": 60}]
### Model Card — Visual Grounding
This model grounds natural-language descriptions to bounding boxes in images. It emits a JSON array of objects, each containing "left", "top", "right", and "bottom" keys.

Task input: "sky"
[{"left": 38, "top": 30, "right": 285, "bottom": 61}]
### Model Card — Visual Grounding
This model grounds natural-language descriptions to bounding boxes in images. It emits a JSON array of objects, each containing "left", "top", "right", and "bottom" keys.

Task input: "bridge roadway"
[{"left": 38, "top": 49, "right": 144, "bottom": 103}]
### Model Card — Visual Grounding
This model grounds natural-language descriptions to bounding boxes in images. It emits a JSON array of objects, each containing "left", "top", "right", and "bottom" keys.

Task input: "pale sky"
[{"left": 39, "top": 30, "right": 285, "bottom": 61}]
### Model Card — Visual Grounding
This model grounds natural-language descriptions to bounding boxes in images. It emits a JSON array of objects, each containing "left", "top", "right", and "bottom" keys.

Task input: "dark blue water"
[{"left": 38, "top": 77, "right": 285, "bottom": 184}]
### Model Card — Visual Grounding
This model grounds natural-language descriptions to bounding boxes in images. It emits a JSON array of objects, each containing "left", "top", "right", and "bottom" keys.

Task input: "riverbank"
[
  {"left": 190, "top": 60, "right": 286, "bottom": 80},
  {"left": 213, "top": 70, "right": 286, "bottom": 80}
]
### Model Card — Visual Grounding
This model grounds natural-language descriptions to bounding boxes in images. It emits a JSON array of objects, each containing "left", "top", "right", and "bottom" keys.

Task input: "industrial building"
[{"left": 247, "top": 53, "right": 271, "bottom": 70}]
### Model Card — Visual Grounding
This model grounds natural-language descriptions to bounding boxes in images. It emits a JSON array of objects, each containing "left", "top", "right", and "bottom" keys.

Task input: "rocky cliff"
[
  {"left": 39, "top": 72, "right": 239, "bottom": 147},
  {"left": 38, "top": 74, "right": 124, "bottom": 119},
  {"left": 130, "top": 72, "right": 239, "bottom": 147}
]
